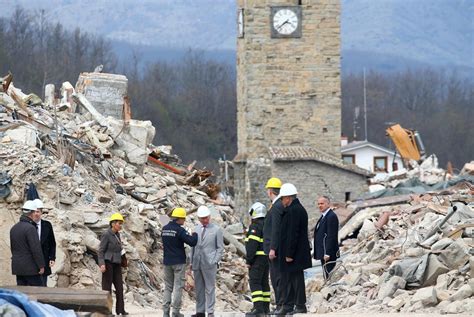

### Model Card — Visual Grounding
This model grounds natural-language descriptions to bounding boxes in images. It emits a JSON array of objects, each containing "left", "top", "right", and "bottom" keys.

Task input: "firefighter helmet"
[{"left": 248, "top": 202, "right": 266, "bottom": 219}]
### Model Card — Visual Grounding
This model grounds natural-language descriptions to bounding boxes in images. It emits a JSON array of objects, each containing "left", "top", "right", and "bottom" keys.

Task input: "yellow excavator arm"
[{"left": 386, "top": 124, "right": 426, "bottom": 162}]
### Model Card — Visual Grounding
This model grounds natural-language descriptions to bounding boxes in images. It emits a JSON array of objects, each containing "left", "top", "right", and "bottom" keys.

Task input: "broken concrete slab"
[
  {"left": 448, "top": 284, "right": 472, "bottom": 302},
  {"left": 378, "top": 276, "right": 406, "bottom": 300},
  {"left": 411, "top": 286, "right": 438, "bottom": 306},
  {"left": 5, "top": 126, "right": 36, "bottom": 146},
  {"left": 438, "top": 239, "right": 470, "bottom": 270},
  {"left": 422, "top": 254, "right": 450, "bottom": 287},
  {"left": 75, "top": 72, "right": 128, "bottom": 119}
]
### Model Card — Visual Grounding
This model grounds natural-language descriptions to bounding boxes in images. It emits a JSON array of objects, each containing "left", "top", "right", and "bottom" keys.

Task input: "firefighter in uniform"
[{"left": 245, "top": 202, "right": 270, "bottom": 316}]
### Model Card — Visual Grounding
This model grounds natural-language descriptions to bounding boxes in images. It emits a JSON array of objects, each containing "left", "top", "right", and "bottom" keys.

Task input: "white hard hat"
[
  {"left": 249, "top": 202, "right": 266, "bottom": 219},
  {"left": 22, "top": 200, "right": 37, "bottom": 213},
  {"left": 197, "top": 205, "right": 211, "bottom": 218},
  {"left": 33, "top": 199, "right": 44, "bottom": 209},
  {"left": 280, "top": 183, "right": 298, "bottom": 197}
]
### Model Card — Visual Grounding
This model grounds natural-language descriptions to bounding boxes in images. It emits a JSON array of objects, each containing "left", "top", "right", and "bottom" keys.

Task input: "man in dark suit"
[
  {"left": 262, "top": 177, "right": 284, "bottom": 313},
  {"left": 33, "top": 199, "right": 56, "bottom": 286},
  {"left": 313, "top": 196, "right": 339, "bottom": 280},
  {"left": 275, "top": 183, "right": 311, "bottom": 315},
  {"left": 10, "top": 200, "right": 45, "bottom": 286}
]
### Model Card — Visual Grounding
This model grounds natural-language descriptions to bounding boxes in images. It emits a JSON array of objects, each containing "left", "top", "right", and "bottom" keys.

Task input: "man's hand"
[
  {"left": 49, "top": 260, "right": 55, "bottom": 267},
  {"left": 100, "top": 265, "right": 106, "bottom": 273},
  {"left": 285, "top": 257, "right": 293, "bottom": 262},
  {"left": 324, "top": 255, "right": 330, "bottom": 261},
  {"left": 39, "top": 267, "right": 45, "bottom": 274},
  {"left": 269, "top": 249, "right": 276, "bottom": 260}
]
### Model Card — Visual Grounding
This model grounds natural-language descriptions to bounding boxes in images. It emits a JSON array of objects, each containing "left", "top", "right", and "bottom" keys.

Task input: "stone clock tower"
[{"left": 234, "top": 0, "right": 368, "bottom": 214}]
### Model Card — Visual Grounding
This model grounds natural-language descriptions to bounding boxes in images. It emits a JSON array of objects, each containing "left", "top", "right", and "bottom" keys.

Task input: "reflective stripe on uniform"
[
  {"left": 252, "top": 297, "right": 271, "bottom": 302},
  {"left": 255, "top": 251, "right": 266, "bottom": 255},
  {"left": 245, "top": 235, "right": 263, "bottom": 243},
  {"left": 251, "top": 290, "right": 270, "bottom": 302}
]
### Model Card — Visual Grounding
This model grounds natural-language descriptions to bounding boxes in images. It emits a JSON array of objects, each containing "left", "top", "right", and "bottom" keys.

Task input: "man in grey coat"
[
  {"left": 10, "top": 200, "right": 45, "bottom": 286},
  {"left": 191, "top": 206, "right": 224, "bottom": 317}
]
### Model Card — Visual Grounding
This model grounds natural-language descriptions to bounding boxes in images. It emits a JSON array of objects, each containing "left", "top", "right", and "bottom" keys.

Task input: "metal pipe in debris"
[{"left": 424, "top": 202, "right": 465, "bottom": 242}]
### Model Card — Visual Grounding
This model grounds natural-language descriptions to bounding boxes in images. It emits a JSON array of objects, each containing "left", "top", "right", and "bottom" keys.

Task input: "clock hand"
[{"left": 277, "top": 19, "right": 289, "bottom": 30}]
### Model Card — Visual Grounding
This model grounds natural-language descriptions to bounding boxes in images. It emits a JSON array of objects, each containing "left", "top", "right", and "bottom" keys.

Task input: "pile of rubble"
[
  {"left": 306, "top": 180, "right": 474, "bottom": 314},
  {"left": 366, "top": 154, "right": 474, "bottom": 200},
  {"left": 0, "top": 72, "right": 252, "bottom": 312}
]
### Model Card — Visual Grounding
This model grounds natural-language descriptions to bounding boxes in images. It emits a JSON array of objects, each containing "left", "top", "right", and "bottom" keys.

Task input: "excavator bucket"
[{"left": 386, "top": 124, "right": 421, "bottom": 161}]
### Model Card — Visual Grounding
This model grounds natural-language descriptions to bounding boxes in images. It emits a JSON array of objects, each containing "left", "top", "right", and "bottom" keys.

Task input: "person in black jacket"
[
  {"left": 275, "top": 184, "right": 311, "bottom": 315},
  {"left": 245, "top": 202, "right": 270, "bottom": 316},
  {"left": 98, "top": 213, "right": 128, "bottom": 316},
  {"left": 10, "top": 200, "right": 45, "bottom": 286},
  {"left": 313, "top": 196, "right": 340, "bottom": 279},
  {"left": 262, "top": 177, "right": 284, "bottom": 314},
  {"left": 32, "top": 199, "right": 56, "bottom": 286},
  {"left": 162, "top": 208, "right": 198, "bottom": 317}
]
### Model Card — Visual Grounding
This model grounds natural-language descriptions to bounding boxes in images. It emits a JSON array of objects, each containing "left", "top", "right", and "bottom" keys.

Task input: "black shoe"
[
  {"left": 117, "top": 312, "right": 129, "bottom": 316},
  {"left": 246, "top": 308, "right": 266, "bottom": 316},
  {"left": 291, "top": 306, "right": 307, "bottom": 314},
  {"left": 273, "top": 307, "right": 294, "bottom": 315},
  {"left": 269, "top": 306, "right": 281, "bottom": 314},
  {"left": 191, "top": 314, "right": 206, "bottom": 317}
]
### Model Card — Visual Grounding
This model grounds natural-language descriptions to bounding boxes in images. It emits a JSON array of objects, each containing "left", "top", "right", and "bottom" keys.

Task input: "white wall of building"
[{"left": 342, "top": 146, "right": 404, "bottom": 174}]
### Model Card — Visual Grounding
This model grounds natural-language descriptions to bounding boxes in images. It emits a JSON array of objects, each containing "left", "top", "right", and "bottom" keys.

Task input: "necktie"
[
  {"left": 316, "top": 216, "right": 323, "bottom": 229},
  {"left": 202, "top": 225, "right": 207, "bottom": 241}
]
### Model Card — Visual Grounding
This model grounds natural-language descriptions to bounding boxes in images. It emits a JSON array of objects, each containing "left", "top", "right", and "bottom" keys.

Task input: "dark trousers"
[
  {"left": 41, "top": 274, "right": 48, "bottom": 286},
  {"left": 16, "top": 275, "right": 43, "bottom": 286},
  {"left": 269, "top": 258, "right": 282, "bottom": 307},
  {"left": 322, "top": 259, "right": 336, "bottom": 280},
  {"left": 280, "top": 270, "right": 306, "bottom": 310},
  {"left": 249, "top": 256, "right": 270, "bottom": 310},
  {"left": 102, "top": 261, "right": 125, "bottom": 314}
]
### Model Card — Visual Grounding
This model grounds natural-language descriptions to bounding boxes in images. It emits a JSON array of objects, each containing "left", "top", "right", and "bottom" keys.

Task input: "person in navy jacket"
[
  {"left": 313, "top": 196, "right": 340, "bottom": 279},
  {"left": 162, "top": 208, "right": 198, "bottom": 317}
]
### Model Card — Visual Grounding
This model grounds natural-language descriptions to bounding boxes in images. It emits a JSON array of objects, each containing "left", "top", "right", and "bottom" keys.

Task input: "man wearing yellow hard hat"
[
  {"left": 98, "top": 213, "right": 128, "bottom": 315},
  {"left": 162, "top": 208, "right": 198, "bottom": 317},
  {"left": 262, "top": 177, "right": 285, "bottom": 314}
]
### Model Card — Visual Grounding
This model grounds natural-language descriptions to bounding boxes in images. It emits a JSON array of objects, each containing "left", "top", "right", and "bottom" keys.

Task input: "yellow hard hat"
[
  {"left": 171, "top": 207, "right": 186, "bottom": 218},
  {"left": 265, "top": 177, "right": 282, "bottom": 189},
  {"left": 109, "top": 213, "right": 124, "bottom": 222}
]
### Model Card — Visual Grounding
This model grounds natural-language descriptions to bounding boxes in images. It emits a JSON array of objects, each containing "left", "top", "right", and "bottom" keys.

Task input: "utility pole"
[{"left": 363, "top": 68, "right": 368, "bottom": 141}]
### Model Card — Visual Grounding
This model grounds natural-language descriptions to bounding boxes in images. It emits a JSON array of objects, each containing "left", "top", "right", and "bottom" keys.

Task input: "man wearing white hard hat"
[
  {"left": 32, "top": 199, "right": 56, "bottom": 286},
  {"left": 274, "top": 184, "right": 311, "bottom": 315},
  {"left": 191, "top": 205, "right": 224, "bottom": 317},
  {"left": 10, "top": 200, "right": 45, "bottom": 286}
]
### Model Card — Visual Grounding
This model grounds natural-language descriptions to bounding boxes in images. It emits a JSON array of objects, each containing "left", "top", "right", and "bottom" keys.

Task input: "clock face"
[
  {"left": 238, "top": 8, "right": 244, "bottom": 38},
  {"left": 273, "top": 9, "right": 298, "bottom": 35}
]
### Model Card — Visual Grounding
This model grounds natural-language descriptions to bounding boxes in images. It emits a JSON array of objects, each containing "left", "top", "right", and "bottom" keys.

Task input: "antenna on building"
[{"left": 363, "top": 68, "right": 368, "bottom": 141}]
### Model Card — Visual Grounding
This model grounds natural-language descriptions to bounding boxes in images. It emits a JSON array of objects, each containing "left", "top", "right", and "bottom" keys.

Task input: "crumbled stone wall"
[{"left": 76, "top": 72, "right": 128, "bottom": 119}]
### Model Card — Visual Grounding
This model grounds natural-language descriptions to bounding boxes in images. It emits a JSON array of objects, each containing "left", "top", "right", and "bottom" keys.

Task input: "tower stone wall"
[
  {"left": 234, "top": 0, "right": 358, "bottom": 214},
  {"left": 236, "top": 0, "right": 341, "bottom": 159}
]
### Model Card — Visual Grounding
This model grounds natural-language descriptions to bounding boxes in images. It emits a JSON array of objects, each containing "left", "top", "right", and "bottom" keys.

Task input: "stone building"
[{"left": 234, "top": 0, "right": 369, "bottom": 216}]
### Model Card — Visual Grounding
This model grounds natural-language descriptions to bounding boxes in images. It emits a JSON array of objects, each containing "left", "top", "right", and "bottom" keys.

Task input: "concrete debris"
[
  {"left": 411, "top": 286, "right": 438, "bottom": 306},
  {"left": 461, "top": 161, "right": 474, "bottom": 176},
  {"left": 0, "top": 72, "right": 248, "bottom": 313},
  {"left": 306, "top": 168, "right": 473, "bottom": 314},
  {"left": 377, "top": 276, "right": 406, "bottom": 300}
]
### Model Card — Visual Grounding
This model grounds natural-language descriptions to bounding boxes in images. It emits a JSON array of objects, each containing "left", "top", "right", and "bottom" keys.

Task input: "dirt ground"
[{"left": 125, "top": 304, "right": 473, "bottom": 317}]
